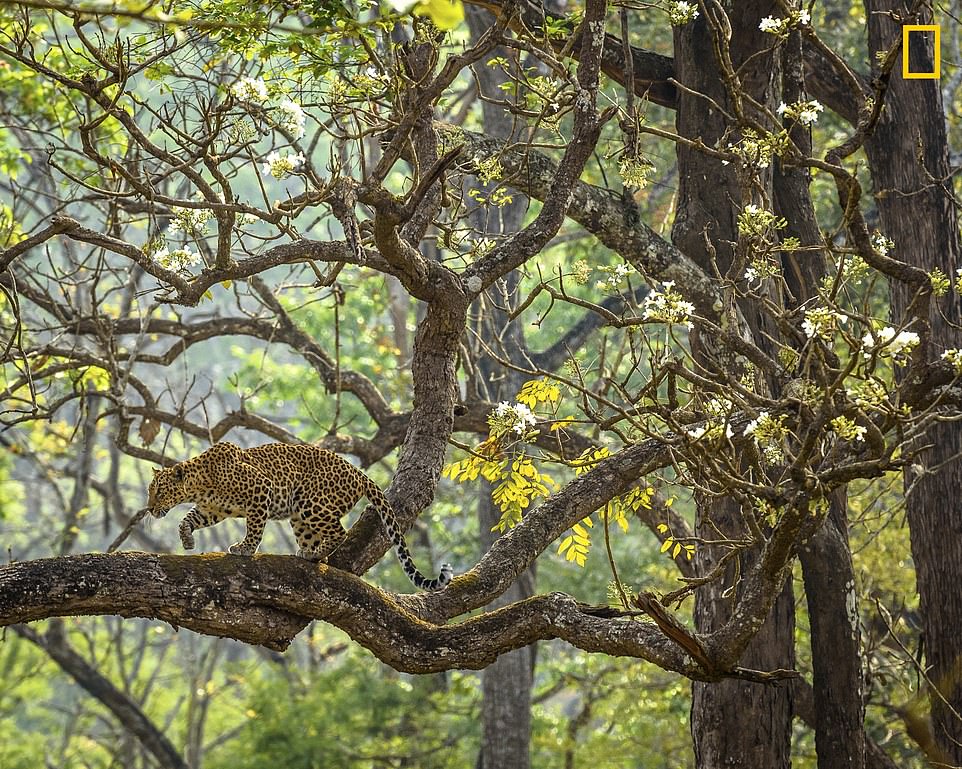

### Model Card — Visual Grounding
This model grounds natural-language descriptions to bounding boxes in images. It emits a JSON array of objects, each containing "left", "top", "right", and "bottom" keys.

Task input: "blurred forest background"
[{"left": 1, "top": 0, "right": 961, "bottom": 767}]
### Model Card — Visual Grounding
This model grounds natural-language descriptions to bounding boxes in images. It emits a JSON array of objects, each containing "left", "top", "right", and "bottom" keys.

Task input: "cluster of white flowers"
[
  {"left": 802, "top": 306, "right": 848, "bottom": 341},
  {"left": 941, "top": 348, "right": 962, "bottom": 374},
  {"left": 595, "top": 263, "right": 634, "bottom": 292},
  {"left": 668, "top": 0, "right": 699, "bottom": 25},
  {"left": 846, "top": 379, "right": 890, "bottom": 410},
  {"left": 702, "top": 396, "right": 733, "bottom": 417},
  {"left": 835, "top": 254, "right": 869, "bottom": 287},
  {"left": 494, "top": 401, "right": 538, "bottom": 435},
  {"left": 169, "top": 206, "right": 214, "bottom": 236},
  {"left": 830, "top": 415, "right": 867, "bottom": 443},
  {"left": 777, "top": 99, "right": 824, "bottom": 126},
  {"left": 277, "top": 99, "right": 306, "bottom": 139},
  {"left": 738, "top": 203, "right": 786, "bottom": 238},
  {"left": 742, "top": 411, "right": 768, "bottom": 438},
  {"left": 231, "top": 76, "right": 310, "bottom": 146},
  {"left": 862, "top": 326, "right": 920, "bottom": 363},
  {"left": 686, "top": 422, "right": 734, "bottom": 441},
  {"left": 685, "top": 397, "right": 737, "bottom": 442},
  {"left": 871, "top": 231, "right": 895, "bottom": 257},
  {"left": 744, "top": 411, "right": 789, "bottom": 463},
  {"left": 759, "top": 8, "right": 810, "bottom": 36},
  {"left": 724, "top": 130, "right": 778, "bottom": 170},
  {"left": 745, "top": 257, "right": 781, "bottom": 287},
  {"left": 642, "top": 280, "right": 695, "bottom": 330},
  {"left": 261, "top": 151, "right": 306, "bottom": 179},
  {"left": 231, "top": 76, "right": 269, "bottom": 103},
  {"left": 154, "top": 245, "right": 201, "bottom": 272}
]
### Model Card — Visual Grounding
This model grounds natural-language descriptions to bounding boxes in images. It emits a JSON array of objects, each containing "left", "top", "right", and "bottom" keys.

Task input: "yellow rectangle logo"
[{"left": 903, "top": 25, "right": 940, "bottom": 79}]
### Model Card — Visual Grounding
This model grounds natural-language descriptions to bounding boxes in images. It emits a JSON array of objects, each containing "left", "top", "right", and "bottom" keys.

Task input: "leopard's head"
[{"left": 147, "top": 464, "right": 188, "bottom": 518}]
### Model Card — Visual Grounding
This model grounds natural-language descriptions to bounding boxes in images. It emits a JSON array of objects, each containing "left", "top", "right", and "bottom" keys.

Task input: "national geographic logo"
[{"left": 903, "top": 25, "right": 940, "bottom": 79}]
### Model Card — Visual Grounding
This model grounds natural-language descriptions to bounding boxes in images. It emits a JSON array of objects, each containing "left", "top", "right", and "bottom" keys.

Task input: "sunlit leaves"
[
  {"left": 656, "top": 524, "right": 694, "bottom": 561},
  {"left": 557, "top": 517, "right": 592, "bottom": 566},
  {"left": 414, "top": 0, "right": 464, "bottom": 31}
]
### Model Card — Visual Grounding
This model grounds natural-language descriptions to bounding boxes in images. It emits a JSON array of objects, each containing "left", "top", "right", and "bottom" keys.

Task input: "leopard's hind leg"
[{"left": 291, "top": 514, "right": 347, "bottom": 562}]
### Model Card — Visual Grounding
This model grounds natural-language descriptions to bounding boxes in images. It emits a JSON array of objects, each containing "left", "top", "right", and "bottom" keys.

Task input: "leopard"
[{"left": 146, "top": 441, "right": 453, "bottom": 591}]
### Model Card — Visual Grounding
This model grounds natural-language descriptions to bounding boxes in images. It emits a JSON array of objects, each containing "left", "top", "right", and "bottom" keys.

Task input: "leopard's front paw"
[
  {"left": 228, "top": 542, "right": 256, "bottom": 556},
  {"left": 179, "top": 522, "right": 195, "bottom": 550},
  {"left": 296, "top": 548, "right": 325, "bottom": 562}
]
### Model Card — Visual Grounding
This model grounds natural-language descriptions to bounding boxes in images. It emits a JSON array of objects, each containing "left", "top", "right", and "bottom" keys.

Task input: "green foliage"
[{"left": 208, "top": 654, "right": 479, "bottom": 769}]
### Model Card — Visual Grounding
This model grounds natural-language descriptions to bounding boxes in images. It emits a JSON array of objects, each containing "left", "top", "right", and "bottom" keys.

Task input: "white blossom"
[
  {"left": 862, "top": 326, "right": 920, "bottom": 361},
  {"left": 642, "top": 281, "right": 695, "bottom": 330},
  {"left": 802, "top": 306, "right": 847, "bottom": 341},
  {"left": 941, "top": 348, "right": 962, "bottom": 373},
  {"left": 798, "top": 100, "right": 823, "bottom": 125},
  {"left": 743, "top": 411, "right": 769, "bottom": 437},
  {"left": 759, "top": 16, "right": 785, "bottom": 33},
  {"left": 154, "top": 245, "right": 201, "bottom": 272},
  {"left": 261, "top": 151, "right": 306, "bottom": 179},
  {"left": 169, "top": 206, "right": 214, "bottom": 236},
  {"left": 276, "top": 99, "right": 306, "bottom": 139},
  {"left": 778, "top": 99, "right": 824, "bottom": 126},
  {"left": 669, "top": 1, "right": 699, "bottom": 25},
  {"left": 231, "top": 76, "right": 269, "bottom": 103},
  {"left": 872, "top": 231, "right": 895, "bottom": 257}
]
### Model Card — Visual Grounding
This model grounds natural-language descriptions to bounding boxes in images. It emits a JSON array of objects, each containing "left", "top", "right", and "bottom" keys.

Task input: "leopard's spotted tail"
[{"left": 364, "top": 480, "right": 453, "bottom": 591}]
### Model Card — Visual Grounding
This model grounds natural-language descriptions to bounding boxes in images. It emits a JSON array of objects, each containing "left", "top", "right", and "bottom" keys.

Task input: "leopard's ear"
[
  {"left": 152, "top": 467, "right": 160, "bottom": 475},
  {"left": 172, "top": 465, "right": 185, "bottom": 482}
]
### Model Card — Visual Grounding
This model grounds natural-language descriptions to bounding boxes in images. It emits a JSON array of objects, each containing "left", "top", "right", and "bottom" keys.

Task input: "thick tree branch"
[{"left": 0, "top": 553, "right": 704, "bottom": 678}]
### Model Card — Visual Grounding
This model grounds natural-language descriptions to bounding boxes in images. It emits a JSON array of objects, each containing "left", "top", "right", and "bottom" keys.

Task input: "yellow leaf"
[
  {"left": 672, "top": 543, "right": 681, "bottom": 558},
  {"left": 557, "top": 535, "right": 573, "bottom": 554},
  {"left": 573, "top": 523, "right": 588, "bottom": 537},
  {"left": 414, "top": 0, "right": 464, "bottom": 29},
  {"left": 656, "top": 523, "right": 668, "bottom": 534},
  {"left": 660, "top": 539, "right": 673, "bottom": 553},
  {"left": 221, "top": 280, "right": 232, "bottom": 289}
]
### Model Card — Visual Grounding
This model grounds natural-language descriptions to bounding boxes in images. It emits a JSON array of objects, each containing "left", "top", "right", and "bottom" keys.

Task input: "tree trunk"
[
  {"left": 467, "top": 7, "right": 536, "bottom": 767},
  {"left": 865, "top": 3, "right": 962, "bottom": 763},
  {"left": 774, "top": 29, "right": 866, "bottom": 762},
  {"left": 673, "top": 4, "right": 795, "bottom": 766},
  {"left": 799, "top": 493, "right": 865, "bottom": 769}
]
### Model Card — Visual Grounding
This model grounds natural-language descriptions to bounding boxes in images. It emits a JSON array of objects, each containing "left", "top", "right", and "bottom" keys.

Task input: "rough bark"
[
  {"left": 865, "top": 3, "right": 962, "bottom": 763},
  {"left": 673, "top": 3, "right": 794, "bottom": 766},
  {"left": 799, "top": 494, "right": 865, "bottom": 769},
  {"left": 0, "top": 552, "right": 704, "bottom": 677},
  {"left": 775, "top": 28, "right": 866, "bottom": 765}
]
